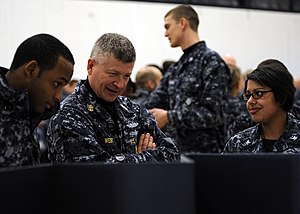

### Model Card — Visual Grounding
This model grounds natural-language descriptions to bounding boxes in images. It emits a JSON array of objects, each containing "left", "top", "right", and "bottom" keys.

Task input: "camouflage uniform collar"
[
  {"left": 183, "top": 41, "right": 204, "bottom": 54},
  {"left": 252, "top": 113, "right": 295, "bottom": 151},
  {"left": 75, "top": 79, "right": 99, "bottom": 105},
  {"left": 279, "top": 113, "right": 299, "bottom": 140},
  {"left": 84, "top": 79, "right": 116, "bottom": 107},
  {"left": 270, "top": 113, "right": 298, "bottom": 152},
  {"left": 176, "top": 41, "right": 207, "bottom": 71},
  {"left": 76, "top": 79, "right": 134, "bottom": 117},
  {"left": 0, "top": 67, "right": 27, "bottom": 102}
]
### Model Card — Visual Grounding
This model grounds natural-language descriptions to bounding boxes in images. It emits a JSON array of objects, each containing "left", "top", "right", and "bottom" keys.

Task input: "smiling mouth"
[
  {"left": 107, "top": 87, "right": 119, "bottom": 94},
  {"left": 249, "top": 108, "right": 260, "bottom": 115}
]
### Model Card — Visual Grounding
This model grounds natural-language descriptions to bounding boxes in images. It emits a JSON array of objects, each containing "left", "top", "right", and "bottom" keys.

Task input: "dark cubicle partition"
[
  {"left": 0, "top": 158, "right": 196, "bottom": 214},
  {"left": 187, "top": 154, "right": 300, "bottom": 214},
  {"left": 4, "top": 154, "right": 299, "bottom": 214},
  {"left": 0, "top": 164, "right": 53, "bottom": 214}
]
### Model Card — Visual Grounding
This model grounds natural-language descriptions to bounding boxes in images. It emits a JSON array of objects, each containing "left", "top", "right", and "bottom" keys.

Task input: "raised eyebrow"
[
  {"left": 253, "top": 88, "right": 267, "bottom": 91},
  {"left": 106, "top": 70, "right": 118, "bottom": 74},
  {"left": 59, "top": 77, "right": 70, "bottom": 84}
]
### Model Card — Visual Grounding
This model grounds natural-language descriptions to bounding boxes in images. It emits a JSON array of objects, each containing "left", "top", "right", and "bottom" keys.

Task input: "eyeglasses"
[{"left": 241, "top": 90, "right": 273, "bottom": 101}]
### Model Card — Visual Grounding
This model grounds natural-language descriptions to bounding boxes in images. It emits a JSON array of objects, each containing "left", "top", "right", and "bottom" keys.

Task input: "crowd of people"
[{"left": 1, "top": 4, "right": 300, "bottom": 168}]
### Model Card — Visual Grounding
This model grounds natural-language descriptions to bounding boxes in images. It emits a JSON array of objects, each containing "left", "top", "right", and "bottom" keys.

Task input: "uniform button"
[{"left": 115, "top": 154, "right": 125, "bottom": 162}]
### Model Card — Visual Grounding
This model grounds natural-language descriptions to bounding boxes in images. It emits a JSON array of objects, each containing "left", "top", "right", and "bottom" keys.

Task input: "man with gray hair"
[{"left": 47, "top": 33, "right": 179, "bottom": 163}]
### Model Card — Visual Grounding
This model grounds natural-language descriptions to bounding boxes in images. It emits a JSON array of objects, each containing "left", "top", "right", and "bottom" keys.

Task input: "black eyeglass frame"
[{"left": 241, "top": 90, "right": 273, "bottom": 101}]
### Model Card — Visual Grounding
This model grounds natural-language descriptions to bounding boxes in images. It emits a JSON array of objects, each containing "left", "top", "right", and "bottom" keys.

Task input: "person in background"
[
  {"left": 131, "top": 65, "right": 163, "bottom": 107},
  {"left": 120, "top": 77, "right": 136, "bottom": 98},
  {"left": 0, "top": 33, "right": 74, "bottom": 167},
  {"left": 47, "top": 33, "right": 179, "bottom": 163},
  {"left": 62, "top": 79, "right": 78, "bottom": 100},
  {"left": 228, "top": 65, "right": 243, "bottom": 97},
  {"left": 224, "top": 64, "right": 247, "bottom": 140},
  {"left": 162, "top": 60, "right": 175, "bottom": 76},
  {"left": 225, "top": 67, "right": 255, "bottom": 140},
  {"left": 224, "top": 59, "right": 300, "bottom": 153},
  {"left": 136, "top": 65, "right": 163, "bottom": 91},
  {"left": 145, "top": 4, "right": 230, "bottom": 153},
  {"left": 222, "top": 54, "right": 237, "bottom": 67}
]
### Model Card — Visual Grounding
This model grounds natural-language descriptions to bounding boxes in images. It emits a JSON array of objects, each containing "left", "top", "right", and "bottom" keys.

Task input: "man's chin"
[
  {"left": 34, "top": 105, "right": 51, "bottom": 114},
  {"left": 103, "top": 95, "right": 117, "bottom": 103},
  {"left": 35, "top": 108, "right": 47, "bottom": 115},
  {"left": 106, "top": 98, "right": 117, "bottom": 103}
]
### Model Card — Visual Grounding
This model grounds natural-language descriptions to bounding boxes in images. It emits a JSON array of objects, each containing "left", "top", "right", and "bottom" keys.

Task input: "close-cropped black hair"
[
  {"left": 245, "top": 59, "right": 295, "bottom": 112},
  {"left": 10, "top": 33, "right": 75, "bottom": 71}
]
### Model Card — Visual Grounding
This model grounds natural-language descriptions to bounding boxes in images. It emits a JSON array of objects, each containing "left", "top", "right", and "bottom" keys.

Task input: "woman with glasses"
[{"left": 223, "top": 59, "right": 300, "bottom": 153}]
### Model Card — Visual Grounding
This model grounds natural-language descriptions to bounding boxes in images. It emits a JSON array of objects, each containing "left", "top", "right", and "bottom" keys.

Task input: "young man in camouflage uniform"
[
  {"left": 47, "top": 33, "right": 179, "bottom": 163},
  {"left": 224, "top": 59, "right": 300, "bottom": 153},
  {"left": 145, "top": 5, "right": 231, "bottom": 153},
  {"left": 0, "top": 34, "right": 75, "bottom": 167}
]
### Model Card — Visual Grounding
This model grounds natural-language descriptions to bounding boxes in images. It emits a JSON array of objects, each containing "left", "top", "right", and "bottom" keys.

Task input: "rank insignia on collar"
[
  {"left": 104, "top": 138, "right": 114, "bottom": 144},
  {"left": 88, "top": 104, "right": 94, "bottom": 112}
]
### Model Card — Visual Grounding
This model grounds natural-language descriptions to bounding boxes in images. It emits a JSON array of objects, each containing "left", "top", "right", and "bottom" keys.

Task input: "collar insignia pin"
[{"left": 88, "top": 104, "right": 94, "bottom": 112}]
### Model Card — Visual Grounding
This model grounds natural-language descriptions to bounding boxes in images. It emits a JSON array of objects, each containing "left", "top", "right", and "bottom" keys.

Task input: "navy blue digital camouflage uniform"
[
  {"left": 226, "top": 112, "right": 253, "bottom": 141},
  {"left": 0, "top": 67, "right": 57, "bottom": 167},
  {"left": 224, "top": 113, "right": 300, "bottom": 153},
  {"left": 145, "top": 41, "right": 230, "bottom": 153},
  {"left": 224, "top": 96, "right": 247, "bottom": 140},
  {"left": 47, "top": 80, "right": 180, "bottom": 163},
  {"left": 131, "top": 87, "right": 151, "bottom": 108}
]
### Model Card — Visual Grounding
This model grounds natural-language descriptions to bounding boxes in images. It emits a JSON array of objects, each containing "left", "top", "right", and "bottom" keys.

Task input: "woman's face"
[{"left": 245, "top": 80, "right": 284, "bottom": 125}]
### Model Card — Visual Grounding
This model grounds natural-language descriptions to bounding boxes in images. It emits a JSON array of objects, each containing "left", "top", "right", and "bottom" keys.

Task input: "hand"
[
  {"left": 149, "top": 108, "right": 169, "bottom": 129},
  {"left": 137, "top": 133, "right": 156, "bottom": 154}
]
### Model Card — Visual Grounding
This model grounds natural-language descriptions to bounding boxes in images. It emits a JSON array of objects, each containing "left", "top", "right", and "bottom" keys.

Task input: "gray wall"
[{"left": 1, "top": 0, "right": 300, "bottom": 80}]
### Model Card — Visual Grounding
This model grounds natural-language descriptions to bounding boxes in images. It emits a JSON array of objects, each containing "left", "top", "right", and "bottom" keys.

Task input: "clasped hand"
[{"left": 137, "top": 133, "right": 156, "bottom": 154}]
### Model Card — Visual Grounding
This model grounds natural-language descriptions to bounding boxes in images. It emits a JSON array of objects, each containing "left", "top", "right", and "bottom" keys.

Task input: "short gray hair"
[{"left": 90, "top": 33, "right": 136, "bottom": 64}]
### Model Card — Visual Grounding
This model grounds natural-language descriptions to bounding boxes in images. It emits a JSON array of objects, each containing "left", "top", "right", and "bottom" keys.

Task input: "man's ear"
[
  {"left": 180, "top": 17, "right": 188, "bottom": 30},
  {"left": 146, "top": 80, "right": 156, "bottom": 91},
  {"left": 24, "top": 60, "right": 40, "bottom": 79},
  {"left": 87, "top": 58, "right": 95, "bottom": 75}
]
